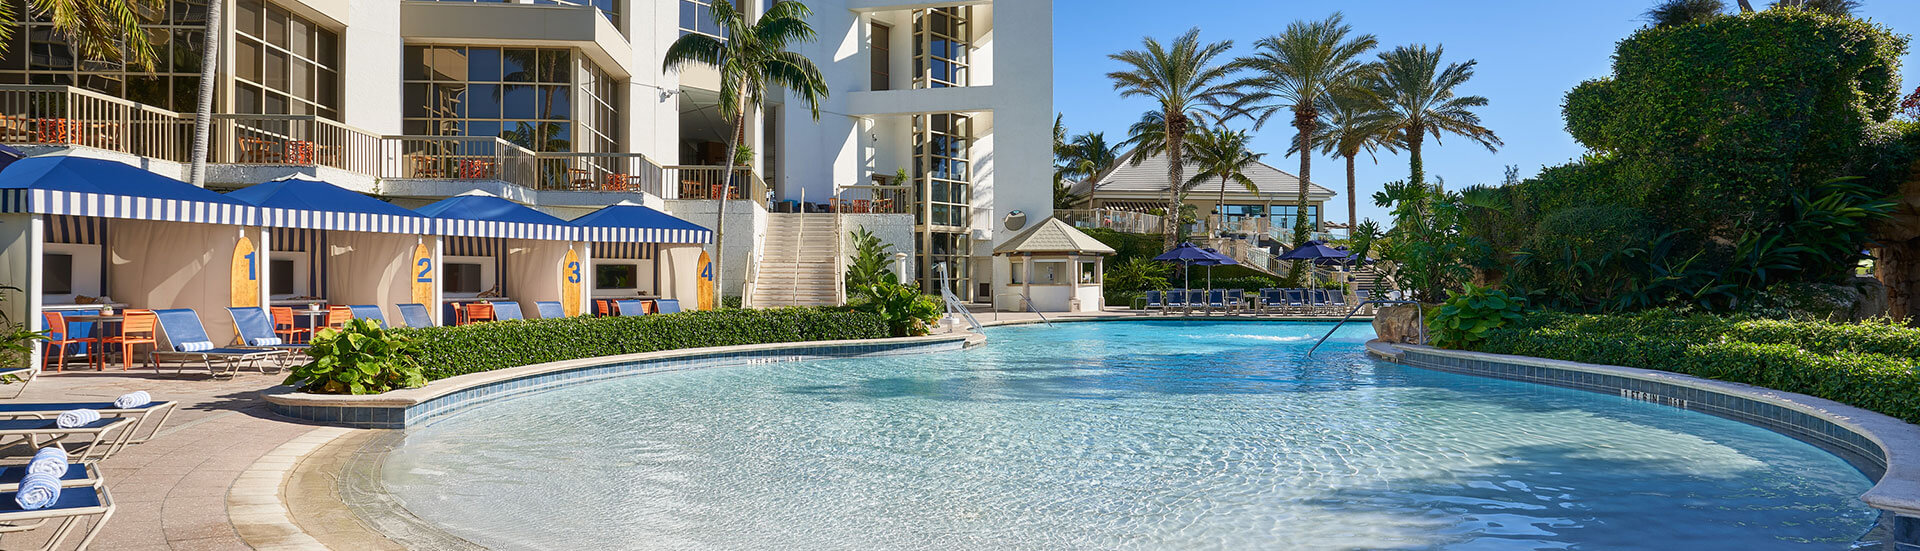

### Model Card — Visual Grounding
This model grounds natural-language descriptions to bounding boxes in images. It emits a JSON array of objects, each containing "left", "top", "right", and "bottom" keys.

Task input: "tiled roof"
[
  {"left": 992, "top": 217, "right": 1118, "bottom": 255},
  {"left": 1085, "top": 149, "right": 1336, "bottom": 198}
]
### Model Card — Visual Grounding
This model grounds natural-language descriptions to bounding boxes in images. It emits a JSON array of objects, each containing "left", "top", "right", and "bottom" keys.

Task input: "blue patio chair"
[
  {"left": 1206, "top": 289, "right": 1226, "bottom": 313},
  {"left": 1225, "top": 289, "right": 1245, "bottom": 312},
  {"left": 0, "top": 479, "right": 117, "bottom": 550},
  {"left": 1308, "top": 290, "right": 1331, "bottom": 315},
  {"left": 535, "top": 301, "right": 565, "bottom": 319},
  {"left": 0, "top": 418, "right": 135, "bottom": 462},
  {"left": 1188, "top": 290, "right": 1208, "bottom": 313},
  {"left": 1143, "top": 290, "right": 1164, "bottom": 312},
  {"left": 152, "top": 309, "right": 286, "bottom": 377},
  {"left": 1328, "top": 291, "right": 1350, "bottom": 314},
  {"left": 617, "top": 300, "right": 648, "bottom": 316},
  {"left": 493, "top": 302, "right": 524, "bottom": 321},
  {"left": 348, "top": 305, "right": 387, "bottom": 328},
  {"left": 1283, "top": 289, "right": 1307, "bottom": 314},
  {"left": 225, "top": 307, "right": 308, "bottom": 372},
  {"left": 655, "top": 299, "right": 681, "bottom": 314},
  {"left": 397, "top": 303, "right": 434, "bottom": 328},
  {"left": 1261, "top": 289, "right": 1286, "bottom": 314},
  {"left": 0, "top": 398, "right": 179, "bottom": 445},
  {"left": 0, "top": 462, "right": 96, "bottom": 488},
  {"left": 1163, "top": 289, "right": 1186, "bottom": 315}
]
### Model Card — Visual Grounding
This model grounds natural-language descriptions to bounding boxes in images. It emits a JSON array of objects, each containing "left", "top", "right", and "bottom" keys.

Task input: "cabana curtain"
[
  {"left": 46, "top": 215, "right": 105, "bottom": 245},
  {"left": 594, "top": 242, "right": 657, "bottom": 260}
]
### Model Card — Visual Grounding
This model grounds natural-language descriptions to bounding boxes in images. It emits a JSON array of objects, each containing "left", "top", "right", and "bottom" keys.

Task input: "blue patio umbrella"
[
  {"left": 1278, "top": 240, "right": 1348, "bottom": 262},
  {"left": 1153, "top": 242, "right": 1236, "bottom": 293},
  {"left": 0, "top": 144, "right": 27, "bottom": 174}
]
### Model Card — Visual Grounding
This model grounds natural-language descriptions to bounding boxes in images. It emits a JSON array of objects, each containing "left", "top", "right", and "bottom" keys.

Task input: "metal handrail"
[
  {"left": 1304, "top": 299, "right": 1423, "bottom": 359},
  {"left": 934, "top": 263, "right": 983, "bottom": 333},
  {"left": 1015, "top": 292, "right": 1052, "bottom": 327}
]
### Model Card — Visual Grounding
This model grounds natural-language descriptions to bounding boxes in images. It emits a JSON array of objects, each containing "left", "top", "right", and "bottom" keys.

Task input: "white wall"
[
  {"left": 342, "top": 0, "right": 404, "bottom": 134},
  {"left": 660, "top": 199, "right": 767, "bottom": 298}
]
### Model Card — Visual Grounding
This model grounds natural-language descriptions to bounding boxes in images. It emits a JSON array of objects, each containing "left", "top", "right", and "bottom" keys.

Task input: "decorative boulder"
[{"left": 1373, "top": 304, "right": 1427, "bottom": 344}]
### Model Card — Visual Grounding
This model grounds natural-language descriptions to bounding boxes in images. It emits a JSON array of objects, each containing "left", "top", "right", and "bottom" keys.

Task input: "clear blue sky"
[{"left": 1053, "top": 0, "right": 1920, "bottom": 227}]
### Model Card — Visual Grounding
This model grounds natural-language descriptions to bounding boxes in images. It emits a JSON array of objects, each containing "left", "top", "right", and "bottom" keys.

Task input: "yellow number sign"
[
  {"left": 411, "top": 243, "right": 434, "bottom": 305},
  {"left": 231, "top": 235, "right": 260, "bottom": 308},
  {"left": 697, "top": 250, "right": 715, "bottom": 311},
  {"left": 561, "top": 248, "right": 583, "bottom": 317}
]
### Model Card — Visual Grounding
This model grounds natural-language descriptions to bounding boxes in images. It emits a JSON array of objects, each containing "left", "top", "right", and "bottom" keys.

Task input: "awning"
[
  {"left": 0, "top": 155, "right": 255, "bottom": 225},
  {"left": 1099, "top": 201, "right": 1164, "bottom": 213},
  {"left": 413, "top": 191, "right": 578, "bottom": 241},
  {"left": 225, "top": 176, "right": 434, "bottom": 234},
  {"left": 570, "top": 201, "right": 711, "bottom": 244}
]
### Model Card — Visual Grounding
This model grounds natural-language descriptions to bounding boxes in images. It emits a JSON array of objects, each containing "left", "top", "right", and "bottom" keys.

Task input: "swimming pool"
[{"left": 380, "top": 321, "right": 1876, "bottom": 550}]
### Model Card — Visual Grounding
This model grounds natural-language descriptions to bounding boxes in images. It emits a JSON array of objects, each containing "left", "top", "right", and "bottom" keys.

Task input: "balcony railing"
[
  {"left": 1054, "top": 209, "right": 1165, "bottom": 234},
  {"left": 831, "top": 185, "right": 910, "bottom": 214},
  {"left": 0, "top": 85, "right": 192, "bottom": 162},
  {"left": 213, "top": 114, "right": 381, "bottom": 175},
  {"left": 380, "top": 136, "right": 667, "bottom": 195},
  {"left": 665, "top": 165, "right": 768, "bottom": 207}
]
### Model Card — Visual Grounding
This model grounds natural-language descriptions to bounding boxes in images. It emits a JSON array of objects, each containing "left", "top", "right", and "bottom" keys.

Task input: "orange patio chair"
[
  {"left": 271, "top": 307, "right": 312, "bottom": 344},
  {"left": 101, "top": 310, "right": 157, "bottom": 371},
  {"left": 41, "top": 312, "right": 97, "bottom": 372},
  {"left": 463, "top": 303, "right": 496, "bottom": 325},
  {"left": 325, "top": 306, "right": 353, "bottom": 330}
]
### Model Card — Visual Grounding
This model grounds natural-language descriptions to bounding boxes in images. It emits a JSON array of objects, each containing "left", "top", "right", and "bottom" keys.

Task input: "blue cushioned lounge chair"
[
  {"left": 152, "top": 309, "right": 285, "bottom": 377},
  {"left": 655, "top": 299, "right": 681, "bottom": 314},
  {"left": 1206, "top": 290, "right": 1227, "bottom": 314},
  {"left": 0, "top": 462, "right": 97, "bottom": 491},
  {"left": 0, "top": 480, "right": 116, "bottom": 551},
  {"left": 493, "top": 302, "right": 525, "bottom": 321},
  {"left": 0, "top": 400, "right": 178, "bottom": 445},
  {"left": 0, "top": 417, "right": 136, "bottom": 462},
  {"left": 226, "top": 307, "right": 308, "bottom": 365},
  {"left": 1143, "top": 290, "right": 1164, "bottom": 313},
  {"left": 617, "top": 300, "right": 648, "bottom": 316},
  {"left": 534, "top": 301, "right": 563, "bottom": 319},
  {"left": 397, "top": 303, "right": 434, "bottom": 328},
  {"left": 1163, "top": 289, "right": 1186, "bottom": 315},
  {"left": 348, "top": 305, "right": 388, "bottom": 328},
  {"left": 1261, "top": 289, "right": 1286, "bottom": 314}
]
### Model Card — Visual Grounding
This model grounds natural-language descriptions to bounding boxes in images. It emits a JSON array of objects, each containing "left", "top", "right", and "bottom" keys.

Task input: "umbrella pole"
[{"left": 1184, "top": 261, "right": 1192, "bottom": 316}]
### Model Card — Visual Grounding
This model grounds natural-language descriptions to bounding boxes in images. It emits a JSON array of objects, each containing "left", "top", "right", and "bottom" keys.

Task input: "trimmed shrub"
[
  {"left": 1469, "top": 310, "right": 1920, "bottom": 423},
  {"left": 403, "top": 307, "right": 888, "bottom": 380}
]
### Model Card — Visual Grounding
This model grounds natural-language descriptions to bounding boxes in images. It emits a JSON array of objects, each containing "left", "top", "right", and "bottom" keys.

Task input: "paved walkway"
[{"left": 1, "top": 365, "right": 320, "bottom": 551}]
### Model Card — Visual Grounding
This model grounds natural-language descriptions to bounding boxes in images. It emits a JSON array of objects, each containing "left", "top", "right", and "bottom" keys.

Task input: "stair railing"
[
  {"left": 934, "top": 263, "right": 983, "bottom": 333},
  {"left": 1303, "top": 299, "right": 1423, "bottom": 359}
]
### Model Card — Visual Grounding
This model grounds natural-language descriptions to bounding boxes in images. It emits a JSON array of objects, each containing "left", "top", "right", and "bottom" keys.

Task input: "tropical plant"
[
  {"left": 845, "top": 227, "right": 899, "bottom": 293},
  {"left": 0, "top": 285, "right": 45, "bottom": 375},
  {"left": 1236, "top": 12, "right": 1379, "bottom": 258},
  {"left": 284, "top": 319, "right": 425, "bottom": 395},
  {"left": 1107, "top": 28, "right": 1243, "bottom": 250},
  {"left": 1646, "top": 0, "right": 1727, "bottom": 27},
  {"left": 1301, "top": 86, "right": 1401, "bottom": 233},
  {"left": 1428, "top": 283, "right": 1527, "bottom": 348},
  {"left": 666, "top": 0, "right": 829, "bottom": 305},
  {"left": 1182, "top": 127, "right": 1265, "bottom": 229},
  {"left": 1769, "top": 0, "right": 1861, "bottom": 15},
  {"left": 0, "top": 0, "right": 163, "bottom": 70},
  {"left": 849, "top": 282, "right": 942, "bottom": 337},
  {"left": 1102, "top": 256, "right": 1172, "bottom": 305},
  {"left": 1367, "top": 44, "right": 1502, "bottom": 185},
  {"left": 1372, "top": 179, "right": 1477, "bottom": 302}
]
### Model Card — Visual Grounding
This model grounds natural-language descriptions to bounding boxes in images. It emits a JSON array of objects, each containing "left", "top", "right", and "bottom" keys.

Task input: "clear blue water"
[{"left": 382, "top": 321, "right": 1876, "bottom": 550}]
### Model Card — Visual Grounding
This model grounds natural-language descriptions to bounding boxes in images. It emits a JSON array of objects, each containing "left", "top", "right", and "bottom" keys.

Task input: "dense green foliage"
[
  {"left": 1469, "top": 310, "right": 1920, "bottom": 423},
  {"left": 402, "top": 308, "right": 887, "bottom": 381},
  {"left": 1427, "top": 284, "right": 1526, "bottom": 348},
  {"left": 844, "top": 228, "right": 899, "bottom": 290},
  {"left": 849, "top": 282, "right": 942, "bottom": 337},
  {"left": 284, "top": 319, "right": 425, "bottom": 395}
]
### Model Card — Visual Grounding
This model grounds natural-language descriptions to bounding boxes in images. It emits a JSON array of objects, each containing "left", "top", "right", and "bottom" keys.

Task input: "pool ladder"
[
  {"left": 1304, "top": 300, "right": 1424, "bottom": 359},
  {"left": 934, "top": 263, "right": 984, "bottom": 333}
]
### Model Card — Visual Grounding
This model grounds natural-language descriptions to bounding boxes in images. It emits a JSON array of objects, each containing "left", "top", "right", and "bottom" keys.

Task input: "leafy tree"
[
  {"left": 1367, "top": 44, "right": 1502, "bottom": 186},
  {"left": 1299, "top": 84, "right": 1402, "bottom": 232},
  {"left": 1107, "top": 28, "right": 1242, "bottom": 250},
  {"left": 1372, "top": 179, "right": 1477, "bottom": 302},
  {"left": 666, "top": 0, "right": 829, "bottom": 303},
  {"left": 1646, "top": 0, "right": 1727, "bottom": 27},
  {"left": 0, "top": 0, "right": 163, "bottom": 70}
]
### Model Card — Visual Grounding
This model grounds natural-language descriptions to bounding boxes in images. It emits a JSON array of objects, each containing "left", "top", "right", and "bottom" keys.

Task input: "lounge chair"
[
  {"left": 493, "top": 302, "right": 525, "bottom": 321},
  {"left": 1163, "top": 289, "right": 1186, "bottom": 315},
  {"left": 1283, "top": 289, "right": 1307, "bottom": 315},
  {"left": 1308, "top": 290, "right": 1331, "bottom": 316},
  {"left": 1188, "top": 290, "right": 1208, "bottom": 314},
  {"left": 535, "top": 301, "right": 564, "bottom": 319},
  {"left": 1143, "top": 290, "right": 1164, "bottom": 313},
  {"left": 0, "top": 479, "right": 116, "bottom": 551},
  {"left": 226, "top": 307, "right": 310, "bottom": 366},
  {"left": 397, "top": 303, "right": 434, "bottom": 328},
  {"left": 150, "top": 309, "right": 287, "bottom": 377},
  {"left": 616, "top": 300, "right": 648, "bottom": 316},
  {"left": 1225, "top": 289, "right": 1245, "bottom": 313},
  {"left": 1261, "top": 289, "right": 1286, "bottom": 315},
  {"left": 348, "top": 305, "right": 387, "bottom": 328},
  {"left": 1206, "top": 290, "right": 1227, "bottom": 314},
  {"left": 0, "top": 401, "right": 178, "bottom": 445},
  {"left": 0, "top": 417, "right": 136, "bottom": 462},
  {"left": 0, "top": 462, "right": 99, "bottom": 491},
  {"left": 656, "top": 299, "right": 681, "bottom": 314},
  {"left": 1328, "top": 292, "right": 1351, "bottom": 315}
]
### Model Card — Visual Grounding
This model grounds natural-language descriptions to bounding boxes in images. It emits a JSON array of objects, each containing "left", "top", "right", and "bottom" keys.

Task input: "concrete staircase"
[{"left": 749, "top": 213, "right": 843, "bottom": 307}]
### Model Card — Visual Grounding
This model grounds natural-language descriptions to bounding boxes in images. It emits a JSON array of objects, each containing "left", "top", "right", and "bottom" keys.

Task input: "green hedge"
[
  {"left": 399, "top": 307, "right": 888, "bottom": 380},
  {"left": 1469, "top": 310, "right": 1920, "bottom": 423}
]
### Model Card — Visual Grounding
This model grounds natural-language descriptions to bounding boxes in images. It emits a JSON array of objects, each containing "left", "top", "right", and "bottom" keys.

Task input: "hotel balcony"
[{"left": 0, "top": 85, "right": 765, "bottom": 206}]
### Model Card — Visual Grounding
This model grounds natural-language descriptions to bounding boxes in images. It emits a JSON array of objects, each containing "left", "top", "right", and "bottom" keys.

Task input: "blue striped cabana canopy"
[
  {"left": 571, "top": 201, "right": 712, "bottom": 244},
  {"left": 0, "top": 156, "right": 255, "bottom": 225},
  {"left": 226, "top": 176, "right": 434, "bottom": 234},
  {"left": 413, "top": 191, "right": 579, "bottom": 241}
]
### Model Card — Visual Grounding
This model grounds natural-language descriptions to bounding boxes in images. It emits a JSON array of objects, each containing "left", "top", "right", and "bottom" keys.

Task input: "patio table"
[{"left": 60, "top": 314, "right": 123, "bottom": 370}]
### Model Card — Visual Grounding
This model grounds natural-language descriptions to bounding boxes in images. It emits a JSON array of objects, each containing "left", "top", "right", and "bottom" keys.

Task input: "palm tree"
[
  {"left": 1061, "top": 132, "right": 1121, "bottom": 182},
  {"left": 1183, "top": 127, "right": 1264, "bottom": 235},
  {"left": 0, "top": 0, "right": 164, "bottom": 70},
  {"left": 1646, "top": 0, "right": 1727, "bottom": 27},
  {"left": 1297, "top": 85, "right": 1401, "bottom": 232},
  {"left": 1107, "top": 28, "right": 1241, "bottom": 250},
  {"left": 1368, "top": 44, "right": 1501, "bottom": 186},
  {"left": 1235, "top": 13, "right": 1377, "bottom": 248},
  {"left": 666, "top": 0, "right": 828, "bottom": 305}
]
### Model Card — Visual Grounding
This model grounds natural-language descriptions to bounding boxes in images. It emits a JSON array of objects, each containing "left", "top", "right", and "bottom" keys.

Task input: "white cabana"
[
  {"left": 992, "top": 218, "right": 1117, "bottom": 313},
  {"left": 227, "top": 176, "right": 437, "bottom": 326}
]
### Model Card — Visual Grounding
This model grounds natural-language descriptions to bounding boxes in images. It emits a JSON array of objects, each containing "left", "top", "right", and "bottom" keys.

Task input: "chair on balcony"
[
  {"left": 679, "top": 180, "right": 706, "bottom": 199},
  {"left": 567, "top": 169, "right": 595, "bottom": 190},
  {"left": 458, "top": 159, "right": 495, "bottom": 179},
  {"left": 604, "top": 173, "right": 631, "bottom": 191},
  {"left": 283, "top": 140, "right": 315, "bottom": 164},
  {"left": 850, "top": 199, "right": 871, "bottom": 213},
  {"left": 236, "top": 137, "right": 282, "bottom": 164},
  {"left": 409, "top": 155, "right": 444, "bottom": 178}
]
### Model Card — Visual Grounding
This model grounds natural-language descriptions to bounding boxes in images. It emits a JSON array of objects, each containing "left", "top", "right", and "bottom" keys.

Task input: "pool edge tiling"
[
  {"left": 265, "top": 333, "right": 976, "bottom": 429},
  {"left": 1368, "top": 340, "right": 1920, "bottom": 551}
]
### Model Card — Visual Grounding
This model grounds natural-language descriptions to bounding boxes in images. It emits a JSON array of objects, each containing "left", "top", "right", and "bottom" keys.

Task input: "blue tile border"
[
  {"left": 1372, "top": 341, "right": 1920, "bottom": 548},
  {"left": 266, "top": 336, "right": 971, "bottom": 429}
]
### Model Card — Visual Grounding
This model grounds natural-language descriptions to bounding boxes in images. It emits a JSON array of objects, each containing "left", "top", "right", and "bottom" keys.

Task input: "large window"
[
  {"left": 678, "top": 0, "right": 727, "bottom": 38},
  {"left": 870, "top": 22, "right": 891, "bottom": 91},
  {"left": 913, "top": 112, "right": 973, "bottom": 298},
  {"left": 232, "top": 0, "right": 340, "bottom": 118},
  {"left": 1269, "top": 205, "right": 1321, "bottom": 227},
  {"left": 913, "top": 7, "right": 969, "bottom": 88},
  {"left": 403, "top": 46, "right": 584, "bottom": 152},
  {"left": 0, "top": 0, "right": 210, "bottom": 111}
]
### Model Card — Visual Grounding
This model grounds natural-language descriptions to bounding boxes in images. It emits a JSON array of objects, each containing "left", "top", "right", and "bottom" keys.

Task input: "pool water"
[{"left": 381, "top": 321, "right": 1876, "bottom": 550}]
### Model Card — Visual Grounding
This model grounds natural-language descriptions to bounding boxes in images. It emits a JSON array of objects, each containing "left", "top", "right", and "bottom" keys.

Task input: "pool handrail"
[{"left": 1304, "top": 299, "right": 1423, "bottom": 359}]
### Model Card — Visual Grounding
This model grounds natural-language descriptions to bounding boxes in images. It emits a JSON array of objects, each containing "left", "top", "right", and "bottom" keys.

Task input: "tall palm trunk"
[
  {"left": 712, "top": 89, "right": 749, "bottom": 309},
  {"left": 1407, "top": 124, "right": 1426, "bottom": 186},
  {"left": 1344, "top": 153, "right": 1357, "bottom": 232},
  {"left": 187, "top": 0, "right": 221, "bottom": 186},
  {"left": 1163, "top": 114, "right": 1186, "bottom": 250},
  {"left": 1291, "top": 106, "right": 1315, "bottom": 243},
  {"left": 1216, "top": 174, "right": 1229, "bottom": 236}
]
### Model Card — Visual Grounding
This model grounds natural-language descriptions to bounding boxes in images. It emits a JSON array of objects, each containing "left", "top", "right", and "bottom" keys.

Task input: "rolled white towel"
[
  {"left": 14, "top": 472, "right": 60, "bottom": 510},
  {"left": 25, "top": 447, "right": 67, "bottom": 477},
  {"left": 113, "top": 391, "right": 151, "bottom": 409},
  {"left": 55, "top": 409, "right": 99, "bottom": 429}
]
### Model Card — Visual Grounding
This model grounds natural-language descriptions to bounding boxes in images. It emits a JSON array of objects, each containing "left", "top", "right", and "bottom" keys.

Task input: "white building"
[{"left": 0, "top": 0, "right": 1053, "bottom": 305}]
